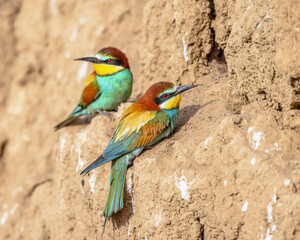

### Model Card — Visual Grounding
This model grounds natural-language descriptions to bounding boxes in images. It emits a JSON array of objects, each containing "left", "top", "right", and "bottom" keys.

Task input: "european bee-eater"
[
  {"left": 80, "top": 81, "right": 197, "bottom": 231},
  {"left": 54, "top": 47, "right": 133, "bottom": 130}
]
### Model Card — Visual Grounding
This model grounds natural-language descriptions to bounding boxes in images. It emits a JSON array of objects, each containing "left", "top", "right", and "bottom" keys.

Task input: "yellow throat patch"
[
  {"left": 94, "top": 64, "right": 124, "bottom": 76},
  {"left": 161, "top": 94, "right": 182, "bottom": 110}
]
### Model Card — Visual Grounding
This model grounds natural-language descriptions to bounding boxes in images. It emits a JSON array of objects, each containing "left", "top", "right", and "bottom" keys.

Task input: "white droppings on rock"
[
  {"left": 75, "top": 146, "right": 86, "bottom": 172},
  {"left": 89, "top": 174, "right": 96, "bottom": 194},
  {"left": 174, "top": 171, "right": 194, "bottom": 200},
  {"left": 128, "top": 223, "right": 130, "bottom": 236},
  {"left": 284, "top": 179, "right": 290, "bottom": 186},
  {"left": 70, "top": 145, "right": 74, "bottom": 155},
  {"left": 195, "top": 137, "right": 213, "bottom": 163},
  {"left": 273, "top": 142, "right": 281, "bottom": 151},
  {"left": 265, "top": 225, "right": 276, "bottom": 240},
  {"left": 0, "top": 211, "right": 8, "bottom": 226},
  {"left": 242, "top": 201, "right": 248, "bottom": 212},
  {"left": 80, "top": 184, "right": 85, "bottom": 196},
  {"left": 7, "top": 90, "right": 25, "bottom": 115},
  {"left": 265, "top": 228, "right": 272, "bottom": 240},
  {"left": 267, "top": 203, "right": 273, "bottom": 223},
  {"left": 247, "top": 3, "right": 253, "bottom": 10},
  {"left": 77, "top": 131, "right": 87, "bottom": 144},
  {"left": 267, "top": 191, "right": 277, "bottom": 224},
  {"left": 59, "top": 135, "right": 66, "bottom": 165},
  {"left": 12, "top": 186, "right": 23, "bottom": 196},
  {"left": 77, "top": 62, "right": 89, "bottom": 83},
  {"left": 155, "top": 212, "right": 162, "bottom": 228},
  {"left": 10, "top": 203, "right": 19, "bottom": 215},
  {"left": 203, "top": 137, "right": 212, "bottom": 148},
  {"left": 75, "top": 131, "right": 88, "bottom": 172},
  {"left": 50, "top": 0, "right": 58, "bottom": 16},
  {"left": 182, "top": 32, "right": 189, "bottom": 62},
  {"left": 69, "top": 26, "right": 78, "bottom": 42},
  {"left": 250, "top": 157, "right": 256, "bottom": 165},
  {"left": 272, "top": 194, "right": 277, "bottom": 204},
  {"left": 255, "top": 19, "right": 262, "bottom": 30},
  {"left": 224, "top": 179, "right": 227, "bottom": 186},
  {"left": 247, "top": 126, "right": 255, "bottom": 134},
  {"left": 250, "top": 131, "right": 264, "bottom": 150},
  {"left": 79, "top": 16, "right": 88, "bottom": 25},
  {"left": 127, "top": 173, "right": 133, "bottom": 194},
  {"left": 56, "top": 71, "right": 62, "bottom": 79},
  {"left": 96, "top": 26, "right": 104, "bottom": 37},
  {"left": 65, "top": 51, "right": 71, "bottom": 59},
  {"left": 127, "top": 173, "right": 135, "bottom": 215}
]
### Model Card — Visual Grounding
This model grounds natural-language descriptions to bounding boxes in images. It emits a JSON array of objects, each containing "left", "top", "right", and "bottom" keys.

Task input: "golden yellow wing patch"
[
  {"left": 115, "top": 111, "right": 156, "bottom": 142},
  {"left": 84, "top": 72, "right": 96, "bottom": 86},
  {"left": 131, "top": 114, "right": 169, "bottom": 148}
]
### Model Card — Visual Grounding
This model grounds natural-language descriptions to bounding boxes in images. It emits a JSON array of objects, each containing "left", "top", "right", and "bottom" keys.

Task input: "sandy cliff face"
[{"left": 0, "top": 0, "right": 299, "bottom": 239}]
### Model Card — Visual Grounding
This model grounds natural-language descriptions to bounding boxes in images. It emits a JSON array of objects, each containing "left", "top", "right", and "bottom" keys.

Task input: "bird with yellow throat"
[
  {"left": 55, "top": 47, "right": 133, "bottom": 130},
  {"left": 80, "top": 81, "right": 198, "bottom": 232}
]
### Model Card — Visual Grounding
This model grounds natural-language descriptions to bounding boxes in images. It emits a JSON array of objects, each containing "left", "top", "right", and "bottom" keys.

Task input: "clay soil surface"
[{"left": 0, "top": 0, "right": 299, "bottom": 239}]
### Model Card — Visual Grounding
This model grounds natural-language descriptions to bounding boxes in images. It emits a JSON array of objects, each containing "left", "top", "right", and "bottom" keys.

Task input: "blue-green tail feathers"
[
  {"left": 54, "top": 106, "right": 85, "bottom": 131},
  {"left": 103, "top": 159, "right": 128, "bottom": 232},
  {"left": 80, "top": 155, "right": 105, "bottom": 175},
  {"left": 54, "top": 115, "right": 79, "bottom": 131}
]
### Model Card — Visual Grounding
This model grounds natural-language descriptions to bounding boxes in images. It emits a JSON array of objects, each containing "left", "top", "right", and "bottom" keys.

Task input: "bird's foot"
[{"left": 95, "top": 110, "right": 113, "bottom": 119}]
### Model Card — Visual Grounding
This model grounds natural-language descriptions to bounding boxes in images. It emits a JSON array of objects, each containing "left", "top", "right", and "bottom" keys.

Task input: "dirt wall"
[{"left": 0, "top": 0, "right": 299, "bottom": 239}]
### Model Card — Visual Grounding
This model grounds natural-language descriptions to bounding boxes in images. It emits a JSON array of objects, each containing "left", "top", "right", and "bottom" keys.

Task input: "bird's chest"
[
  {"left": 96, "top": 70, "right": 132, "bottom": 94},
  {"left": 96, "top": 70, "right": 132, "bottom": 109},
  {"left": 163, "top": 108, "right": 179, "bottom": 130}
]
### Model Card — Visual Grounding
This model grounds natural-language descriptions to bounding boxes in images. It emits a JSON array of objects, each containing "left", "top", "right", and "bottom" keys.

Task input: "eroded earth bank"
[{"left": 0, "top": 0, "right": 299, "bottom": 239}]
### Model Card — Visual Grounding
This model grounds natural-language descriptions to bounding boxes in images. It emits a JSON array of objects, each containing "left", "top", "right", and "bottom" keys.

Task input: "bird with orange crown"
[
  {"left": 80, "top": 81, "right": 198, "bottom": 232},
  {"left": 55, "top": 47, "right": 132, "bottom": 130}
]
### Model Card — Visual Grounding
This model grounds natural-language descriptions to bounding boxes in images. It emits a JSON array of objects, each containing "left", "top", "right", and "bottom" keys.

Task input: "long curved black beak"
[
  {"left": 73, "top": 57, "right": 104, "bottom": 64},
  {"left": 174, "top": 84, "right": 199, "bottom": 96}
]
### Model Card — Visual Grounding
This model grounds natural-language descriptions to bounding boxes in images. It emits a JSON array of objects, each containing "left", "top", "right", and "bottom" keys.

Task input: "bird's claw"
[{"left": 95, "top": 110, "right": 113, "bottom": 119}]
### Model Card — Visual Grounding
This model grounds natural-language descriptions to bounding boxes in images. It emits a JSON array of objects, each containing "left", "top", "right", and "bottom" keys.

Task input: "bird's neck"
[
  {"left": 162, "top": 108, "right": 179, "bottom": 130},
  {"left": 94, "top": 64, "right": 125, "bottom": 76}
]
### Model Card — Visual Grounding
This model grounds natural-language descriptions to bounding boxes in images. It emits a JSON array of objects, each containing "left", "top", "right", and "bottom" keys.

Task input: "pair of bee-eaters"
[{"left": 55, "top": 47, "right": 197, "bottom": 231}]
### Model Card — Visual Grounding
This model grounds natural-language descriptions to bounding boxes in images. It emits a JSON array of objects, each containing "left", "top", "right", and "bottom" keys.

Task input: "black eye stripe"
[
  {"left": 154, "top": 92, "right": 174, "bottom": 105},
  {"left": 106, "top": 59, "right": 123, "bottom": 66}
]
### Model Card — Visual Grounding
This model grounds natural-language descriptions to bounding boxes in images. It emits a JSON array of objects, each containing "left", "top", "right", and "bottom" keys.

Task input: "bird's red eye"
[
  {"left": 162, "top": 93, "right": 169, "bottom": 98},
  {"left": 107, "top": 59, "right": 112, "bottom": 63}
]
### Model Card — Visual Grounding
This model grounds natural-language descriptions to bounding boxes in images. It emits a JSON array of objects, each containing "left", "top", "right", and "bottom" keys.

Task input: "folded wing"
[{"left": 80, "top": 111, "right": 170, "bottom": 175}]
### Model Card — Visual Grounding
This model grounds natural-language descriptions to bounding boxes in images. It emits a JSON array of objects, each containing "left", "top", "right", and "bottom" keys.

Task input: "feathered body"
[
  {"left": 55, "top": 47, "right": 133, "bottom": 130},
  {"left": 80, "top": 81, "right": 197, "bottom": 232}
]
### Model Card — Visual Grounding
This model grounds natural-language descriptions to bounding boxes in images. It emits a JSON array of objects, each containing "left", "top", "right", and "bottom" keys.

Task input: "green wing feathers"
[{"left": 81, "top": 111, "right": 171, "bottom": 175}]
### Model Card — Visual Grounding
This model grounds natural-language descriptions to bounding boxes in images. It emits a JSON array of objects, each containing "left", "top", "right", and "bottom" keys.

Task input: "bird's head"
[
  {"left": 137, "top": 81, "right": 197, "bottom": 112},
  {"left": 74, "top": 47, "right": 130, "bottom": 76}
]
